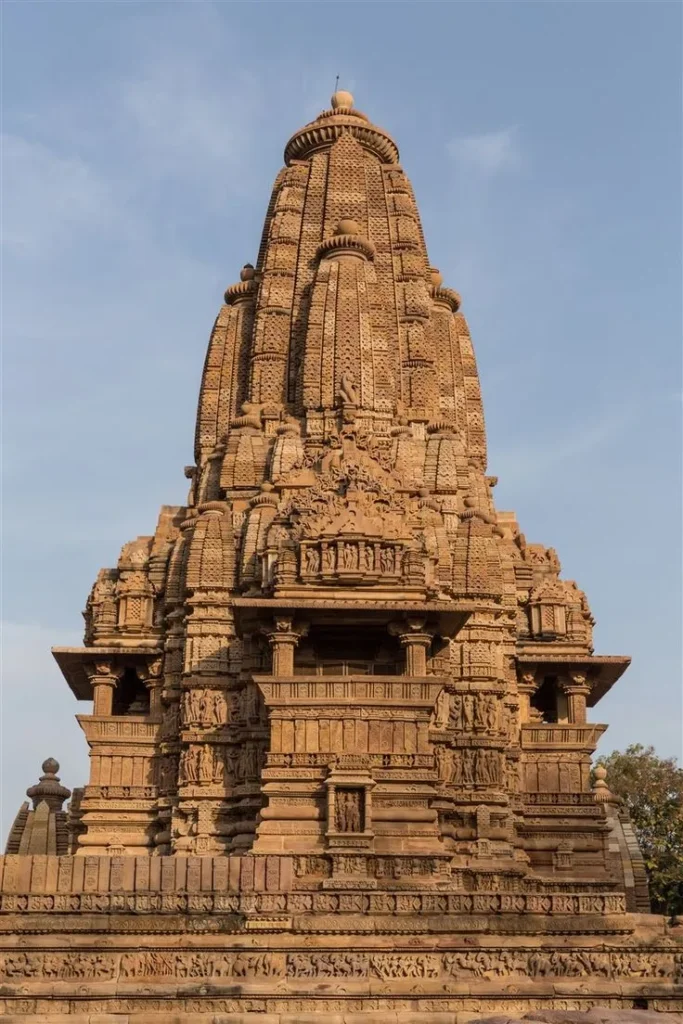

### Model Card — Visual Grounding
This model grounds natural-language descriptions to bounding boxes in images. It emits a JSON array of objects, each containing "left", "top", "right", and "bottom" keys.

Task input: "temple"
[{"left": 2, "top": 91, "right": 681, "bottom": 1020}]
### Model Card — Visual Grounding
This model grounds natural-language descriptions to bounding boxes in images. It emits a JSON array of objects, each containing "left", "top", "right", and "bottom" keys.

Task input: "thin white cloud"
[
  {"left": 449, "top": 126, "right": 522, "bottom": 176},
  {"left": 493, "top": 406, "right": 633, "bottom": 485},
  {"left": 2, "top": 134, "right": 120, "bottom": 255},
  {"left": 119, "top": 55, "right": 263, "bottom": 204}
]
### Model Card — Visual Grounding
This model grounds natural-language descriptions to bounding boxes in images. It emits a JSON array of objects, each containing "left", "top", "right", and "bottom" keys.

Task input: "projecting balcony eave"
[
  {"left": 52, "top": 646, "right": 163, "bottom": 701},
  {"left": 232, "top": 596, "right": 476, "bottom": 639},
  {"left": 515, "top": 653, "right": 631, "bottom": 706}
]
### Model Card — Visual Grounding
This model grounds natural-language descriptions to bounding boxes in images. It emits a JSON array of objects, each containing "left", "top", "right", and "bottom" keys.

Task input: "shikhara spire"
[{"left": 194, "top": 89, "right": 484, "bottom": 480}]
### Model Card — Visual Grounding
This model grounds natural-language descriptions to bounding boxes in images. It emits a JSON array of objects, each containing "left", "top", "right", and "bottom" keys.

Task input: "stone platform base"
[
  {"left": 1, "top": 1011, "right": 682, "bottom": 1024},
  {"left": 1, "top": 858, "right": 681, "bottom": 1020}
]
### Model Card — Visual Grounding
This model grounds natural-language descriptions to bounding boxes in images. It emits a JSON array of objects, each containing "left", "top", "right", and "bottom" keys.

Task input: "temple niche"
[{"left": 2, "top": 91, "right": 680, "bottom": 1021}]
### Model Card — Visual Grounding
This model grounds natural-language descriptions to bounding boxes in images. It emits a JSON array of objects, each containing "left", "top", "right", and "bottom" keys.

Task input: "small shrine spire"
[{"left": 4, "top": 758, "right": 71, "bottom": 855}]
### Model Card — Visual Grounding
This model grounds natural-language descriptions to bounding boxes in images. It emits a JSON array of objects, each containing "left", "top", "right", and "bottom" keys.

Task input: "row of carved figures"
[
  {"left": 434, "top": 745, "right": 503, "bottom": 786},
  {"left": 176, "top": 741, "right": 265, "bottom": 786},
  {"left": 2, "top": 948, "right": 677, "bottom": 984},
  {"left": 161, "top": 686, "right": 264, "bottom": 734},
  {"left": 302, "top": 542, "right": 402, "bottom": 575},
  {"left": 433, "top": 691, "right": 502, "bottom": 733}
]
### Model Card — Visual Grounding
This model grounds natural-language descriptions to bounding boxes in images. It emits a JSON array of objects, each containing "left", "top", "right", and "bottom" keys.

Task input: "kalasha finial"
[
  {"left": 240, "top": 263, "right": 255, "bottom": 282},
  {"left": 26, "top": 758, "right": 71, "bottom": 811},
  {"left": 331, "top": 89, "right": 354, "bottom": 110},
  {"left": 592, "top": 764, "right": 618, "bottom": 804},
  {"left": 335, "top": 218, "right": 360, "bottom": 236}
]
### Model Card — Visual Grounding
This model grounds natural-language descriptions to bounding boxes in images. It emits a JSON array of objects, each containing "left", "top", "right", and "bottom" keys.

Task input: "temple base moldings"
[{"left": 0, "top": 854, "right": 681, "bottom": 1019}]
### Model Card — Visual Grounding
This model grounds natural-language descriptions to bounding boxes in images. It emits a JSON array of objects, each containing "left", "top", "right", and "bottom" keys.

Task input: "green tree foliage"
[{"left": 595, "top": 744, "right": 683, "bottom": 918}]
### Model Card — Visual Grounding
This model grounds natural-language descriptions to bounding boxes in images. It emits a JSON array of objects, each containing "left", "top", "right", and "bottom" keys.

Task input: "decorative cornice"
[
  {"left": 318, "top": 219, "right": 375, "bottom": 262},
  {"left": 285, "top": 97, "right": 399, "bottom": 165},
  {"left": 224, "top": 264, "right": 258, "bottom": 305},
  {"left": 432, "top": 286, "right": 461, "bottom": 312}
]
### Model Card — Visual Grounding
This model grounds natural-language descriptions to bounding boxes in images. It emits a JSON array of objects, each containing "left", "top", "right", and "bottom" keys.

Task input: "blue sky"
[{"left": 2, "top": 1, "right": 681, "bottom": 839}]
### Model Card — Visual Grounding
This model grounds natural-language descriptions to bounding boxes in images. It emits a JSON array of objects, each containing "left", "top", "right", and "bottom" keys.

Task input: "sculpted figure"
[
  {"left": 380, "top": 547, "right": 394, "bottom": 573},
  {"left": 210, "top": 692, "right": 224, "bottom": 726},
  {"left": 335, "top": 791, "right": 348, "bottom": 832},
  {"left": 449, "top": 694, "right": 463, "bottom": 730},
  {"left": 336, "top": 790, "right": 362, "bottom": 832},
  {"left": 338, "top": 373, "right": 359, "bottom": 407},
  {"left": 346, "top": 791, "right": 362, "bottom": 831},
  {"left": 475, "top": 749, "right": 491, "bottom": 785},
  {"left": 450, "top": 749, "right": 463, "bottom": 785},
  {"left": 244, "top": 684, "right": 259, "bottom": 723},
  {"left": 433, "top": 688, "right": 450, "bottom": 729},
  {"left": 198, "top": 692, "right": 210, "bottom": 724},
  {"left": 343, "top": 543, "right": 358, "bottom": 570},
  {"left": 180, "top": 748, "right": 199, "bottom": 784},
  {"left": 462, "top": 694, "right": 474, "bottom": 731},
  {"left": 228, "top": 692, "right": 241, "bottom": 721},
  {"left": 363, "top": 545, "right": 375, "bottom": 572},
  {"left": 305, "top": 546, "right": 320, "bottom": 574},
  {"left": 485, "top": 697, "right": 499, "bottom": 731},
  {"left": 322, "top": 545, "right": 336, "bottom": 572},
  {"left": 434, "top": 744, "right": 452, "bottom": 781},
  {"left": 226, "top": 746, "right": 239, "bottom": 782},
  {"left": 474, "top": 696, "right": 487, "bottom": 730},
  {"left": 242, "top": 742, "right": 258, "bottom": 779},
  {"left": 188, "top": 690, "right": 201, "bottom": 724},
  {"left": 462, "top": 748, "right": 475, "bottom": 785},
  {"left": 198, "top": 744, "right": 214, "bottom": 783}
]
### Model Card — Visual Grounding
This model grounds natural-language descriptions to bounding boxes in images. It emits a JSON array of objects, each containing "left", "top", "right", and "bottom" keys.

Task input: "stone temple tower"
[{"left": 3, "top": 92, "right": 680, "bottom": 1019}]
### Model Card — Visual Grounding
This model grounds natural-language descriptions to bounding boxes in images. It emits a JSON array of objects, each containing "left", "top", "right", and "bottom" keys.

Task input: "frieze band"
[
  {"left": 0, "top": 889, "right": 627, "bottom": 917},
  {"left": 1, "top": 948, "right": 679, "bottom": 984}
]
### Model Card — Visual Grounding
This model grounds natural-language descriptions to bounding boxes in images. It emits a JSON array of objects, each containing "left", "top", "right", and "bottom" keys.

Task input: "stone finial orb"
[
  {"left": 331, "top": 90, "right": 354, "bottom": 110},
  {"left": 240, "top": 263, "right": 255, "bottom": 282},
  {"left": 429, "top": 267, "right": 443, "bottom": 288},
  {"left": 592, "top": 764, "right": 617, "bottom": 804},
  {"left": 335, "top": 218, "right": 360, "bottom": 236},
  {"left": 42, "top": 758, "right": 59, "bottom": 775}
]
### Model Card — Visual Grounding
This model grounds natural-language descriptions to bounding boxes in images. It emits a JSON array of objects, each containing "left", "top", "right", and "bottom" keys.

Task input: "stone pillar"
[
  {"left": 517, "top": 669, "right": 538, "bottom": 724},
  {"left": 390, "top": 617, "right": 432, "bottom": 676},
  {"left": 265, "top": 616, "right": 307, "bottom": 676},
  {"left": 400, "top": 633, "right": 432, "bottom": 676},
  {"left": 86, "top": 662, "right": 120, "bottom": 716},
  {"left": 562, "top": 671, "right": 591, "bottom": 724},
  {"left": 141, "top": 656, "right": 164, "bottom": 718}
]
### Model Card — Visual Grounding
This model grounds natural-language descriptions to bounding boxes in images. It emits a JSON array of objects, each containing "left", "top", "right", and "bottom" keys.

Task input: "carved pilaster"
[
  {"left": 389, "top": 616, "right": 432, "bottom": 677},
  {"left": 140, "top": 655, "right": 164, "bottom": 718},
  {"left": 85, "top": 661, "right": 121, "bottom": 717},
  {"left": 265, "top": 616, "right": 308, "bottom": 676},
  {"left": 517, "top": 668, "right": 538, "bottom": 725},
  {"left": 561, "top": 671, "right": 592, "bottom": 725}
]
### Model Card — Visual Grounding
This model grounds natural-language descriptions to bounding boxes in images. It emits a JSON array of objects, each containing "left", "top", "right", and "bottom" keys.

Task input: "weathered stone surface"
[
  {"left": 463, "top": 1014, "right": 683, "bottom": 1024},
  {"left": 1, "top": 89, "right": 679, "bottom": 1018}
]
